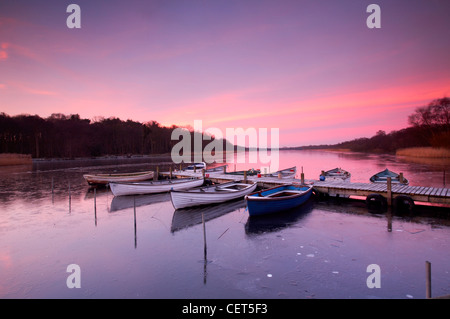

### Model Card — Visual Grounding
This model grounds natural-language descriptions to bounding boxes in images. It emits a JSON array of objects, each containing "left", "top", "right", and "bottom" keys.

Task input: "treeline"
[
  {"left": 332, "top": 125, "right": 449, "bottom": 153},
  {"left": 295, "top": 97, "right": 450, "bottom": 153},
  {"left": 337, "top": 97, "right": 449, "bottom": 153},
  {"left": 0, "top": 113, "right": 230, "bottom": 159}
]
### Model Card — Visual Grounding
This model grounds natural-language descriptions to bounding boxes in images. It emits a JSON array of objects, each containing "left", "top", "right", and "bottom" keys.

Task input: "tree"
[
  {"left": 408, "top": 97, "right": 450, "bottom": 148},
  {"left": 408, "top": 97, "right": 450, "bottom": 129}
]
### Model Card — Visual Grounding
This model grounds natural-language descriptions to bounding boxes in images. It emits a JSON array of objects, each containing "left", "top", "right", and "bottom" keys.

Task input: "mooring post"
[
  {"left": 68, "top": 181, "right": 71, "bottom": 212},
  {"left": 244, "top": 170, "right": 247, "bottom": 183},
  {"left": 169, "top": 166, "right": 172, "bottom": 179},
  {"left": 387, "top": 177, "right": 392, "bottom": 206},
  {"left": 154, "top": 166, "right": 159, "bottom": 181},
  {"left": 399, "top": 173, "right": 404, "bottom": 184},
  {"left": 51, "top": 176, "right": 54, "bottom": 203},
  {"left": 426, "top": 261, "right": 432, "bottom": 299},
  {"left": 134, "top": 196, "right": 137, "bottom": 249},
  {"left": 202, "top": 168, "right": 205, "bottom": 179},
  {"left": 444, "top": 170, "right": 446, "bottom": 188},
  {"left": 202, "top": 212, "right": 207, "bottom": 260},
  {"left": 94, "top": 188, "right": 97, "bottom": 226}
]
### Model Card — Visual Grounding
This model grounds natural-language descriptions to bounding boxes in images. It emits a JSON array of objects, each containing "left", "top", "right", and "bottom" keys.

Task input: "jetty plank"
[{"left": 163, "top": 170, "right": 450, "bottom": 206}]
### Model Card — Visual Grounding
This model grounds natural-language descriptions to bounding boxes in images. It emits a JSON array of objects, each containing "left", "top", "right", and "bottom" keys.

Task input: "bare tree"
[{"left": 408, "top": 97, "right": 450, "bottom": 129}]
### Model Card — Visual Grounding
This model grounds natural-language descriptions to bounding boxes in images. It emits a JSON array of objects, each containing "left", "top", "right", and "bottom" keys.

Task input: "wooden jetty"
[{"left": 161, "top": 169, "right": 450, "bottom": 207}]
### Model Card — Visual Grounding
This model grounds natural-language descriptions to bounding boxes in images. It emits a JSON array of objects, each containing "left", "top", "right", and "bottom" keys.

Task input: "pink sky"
[{"left": 1, "top": 0, "right": 449, "bottom": 147}]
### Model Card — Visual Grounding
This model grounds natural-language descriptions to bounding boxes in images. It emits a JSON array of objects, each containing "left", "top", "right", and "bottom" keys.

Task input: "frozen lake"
[{"left": 1, "top": 150, "right": 449, "bottom": 299}]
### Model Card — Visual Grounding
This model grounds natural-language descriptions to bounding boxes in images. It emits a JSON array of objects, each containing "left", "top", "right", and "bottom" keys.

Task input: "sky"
[{"left": 1, "top": 0, "right": 449, "bottom": 147}]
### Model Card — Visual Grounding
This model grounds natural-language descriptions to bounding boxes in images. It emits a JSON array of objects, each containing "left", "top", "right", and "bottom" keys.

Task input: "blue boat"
[
  {"left": 245, "top": 184, "right": 313, "bottom": 216},
  {"left": 369, "top": 168, "right": 408, "bottom": 185}
]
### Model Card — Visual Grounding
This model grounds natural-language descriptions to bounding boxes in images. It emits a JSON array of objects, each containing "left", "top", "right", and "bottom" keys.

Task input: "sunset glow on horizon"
[{"left": 1, "top": 0, "right": 449, "bottom": 147}]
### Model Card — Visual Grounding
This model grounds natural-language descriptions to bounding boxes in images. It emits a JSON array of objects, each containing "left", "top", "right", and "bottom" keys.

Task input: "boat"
[
  {"left": 83, "top": 171, "right": 154, "bottom": 186},
  {"left": 319, "top": 168, "right": 351, "bottom": 182},
  {"left": 266, "top": 166, "right": 297, "bottom": 179},
  {"left": 184, "top": 162, "right": 206, "bottom": 170},
  {"left": 205, "top": 164, "right": 228, "bottom": 172},
  {"left": 170, "top": 180, "right": 257, "bottom": 210},
  {"left": 109, "top": 177, "right": 204, "bottom": 196},
  {"left": 245, "top": 184, "right": 313, "bottom": 216},
  {"left": 224, "top": 168, "right": 261, "bottom": 176},
  {"left": 369, "top": 168, "right": 408, "bottom": 185}
]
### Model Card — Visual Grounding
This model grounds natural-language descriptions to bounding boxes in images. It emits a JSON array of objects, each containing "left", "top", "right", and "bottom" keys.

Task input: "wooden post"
[
  {"left": 399, "top": 173, "right": 404, "bottom": 184},
  {"left": 426, "top": 261, "right": 432, "bottom": 299},
  {"left": 244, "top": 170, "right": 247, "bottom": 183},
  {"left": 94, "top": 188, "right": 97, "bottom": 226},
  {"left": 223, "top": 165, "right": 226, "bottom": 173},
  {"left": 134, "top": 196, "right": 137, "bottom": 249},
  {"left": 386, "top": 206, "right": 392, "bottom": 232},
  {"left": 202, "top": 212, "right": 207, "bottom": 259},
  {"left": 68, "top": 181, "right": 71, "bottom": 212},
  {"left": 154, "top": 166, "right": 159, "bottom": 181},
  {"left": 444, "top": 170, "right": 446, "bottom": 188},
  {"left": 169, "top": 166, "right": 172, "bottom": 179},
  {"left": 387, "top": 177, "right": 392, "bottom": 206},
  {"left": 278, "top": 172, "right": 282, "bottom": 179},
  {"left": 301, "top": 172, "right": 305, "bottom": 185},
  {"left": 202, "top": 168, "right": 205, "bottom": 179}
]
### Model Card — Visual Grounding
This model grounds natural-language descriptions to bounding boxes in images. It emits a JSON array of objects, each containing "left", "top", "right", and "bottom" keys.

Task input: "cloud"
[{"left": 0, "top": 43, "right": 9, "bottom": 60}]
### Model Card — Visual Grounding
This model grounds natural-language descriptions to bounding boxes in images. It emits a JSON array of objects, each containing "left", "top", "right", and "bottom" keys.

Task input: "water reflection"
[
  {"left": 110, "top": 193, "right": 170, "bottom": 212},
  {"left": 171, "top": 199, "right": 246, "bottom": 233},
  {"left": 245, "top": 198, "right": 314, "bottom": 235}
]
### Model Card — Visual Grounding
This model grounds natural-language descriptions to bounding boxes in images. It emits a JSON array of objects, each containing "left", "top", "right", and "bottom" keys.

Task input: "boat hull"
[
  {"left": 266, "top": 166, "right": 297, "bottom": 179},
  {"left": 83, "top": 171, "right": 154, "bottom": 185},
  {"left": 245, "top": 184, "right": 312, "bottom": 216},
  {"left": 170, "top": 181, "right": 257, "bottom": 209},
  {"left": 370, "top": 168, "right": 408, "bottom": 185},
  {"left": 110, "top": 178, "right": 204, "bottom": 196},
  {"left": 320, "top": 168, "right": 351, "bottom": 182}
]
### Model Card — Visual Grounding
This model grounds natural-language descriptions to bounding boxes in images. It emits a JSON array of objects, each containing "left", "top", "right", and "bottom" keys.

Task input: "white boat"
[
  {"left": 184, "top": 162, "right": 206, "bottom": 170},
  {"left": 109, "top": 177, "right": 204, "bottom": 196},
  {"left": 319, "top": 168, "right": 351, "bottom": 182},
  {"left": 205, "top": 164, "right": 228, "bottom": 172},
  {"left": 170, "top": 180, "right": 258, "bottom": 210},
  {"left": 83, "top": 171, "right": 154, "bottom": 185},
  {"left": 266, "top": 166, "right": 297, "bottom": 179}
]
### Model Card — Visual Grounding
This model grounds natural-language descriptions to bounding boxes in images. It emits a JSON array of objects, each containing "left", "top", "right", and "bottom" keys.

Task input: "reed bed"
[
  {"left": 396, "top": 147, "right": 450, "bottom": 158},
  {"left": 0, "top": 153, "right": 32, "bottom": 166}
]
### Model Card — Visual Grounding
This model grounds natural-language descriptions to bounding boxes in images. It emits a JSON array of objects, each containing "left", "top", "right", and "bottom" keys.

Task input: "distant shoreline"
[{"left": 2, "top": 146, "right": 449, "bottom": 167}]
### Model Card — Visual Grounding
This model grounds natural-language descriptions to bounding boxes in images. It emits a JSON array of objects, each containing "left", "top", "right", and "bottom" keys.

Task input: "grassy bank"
[
  {"left": 396, "top": 147, "right": 450, "bottom": 158},
  {"left": 0, "top": 153, "right": 32, "bottom": 166}
]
